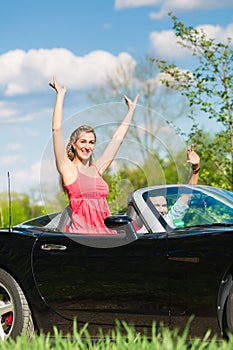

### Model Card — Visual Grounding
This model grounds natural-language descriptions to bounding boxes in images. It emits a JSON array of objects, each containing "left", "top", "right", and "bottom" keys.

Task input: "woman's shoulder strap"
[{"left": 91, "top": 163, "right": 102, "bottom": 177}]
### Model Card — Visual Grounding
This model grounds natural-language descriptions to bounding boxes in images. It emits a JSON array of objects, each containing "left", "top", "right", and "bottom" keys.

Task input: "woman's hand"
[
  {"left": 49, "top": 76, "right": 67, "bottom": 95},
  {"left": 124, "top": 94, "right": 139, "bottom": 111}
]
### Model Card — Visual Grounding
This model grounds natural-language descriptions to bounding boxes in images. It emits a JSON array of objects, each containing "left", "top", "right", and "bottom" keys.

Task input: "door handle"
[
  {"left": 41, "top": 244, "right": 67, "bottom": 251},
  {"left": 168, "top": 256, "right": 199, "bottom": 263}
]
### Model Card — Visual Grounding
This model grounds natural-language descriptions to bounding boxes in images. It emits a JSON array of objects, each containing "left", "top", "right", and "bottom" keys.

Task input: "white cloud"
[
  {"left": 0, "top": 154, "right": 24, "bottom": 166},
  {"left": 150, "top": 23, "right": 233, "bottom": 59},
  {"left": 0, "top": 101, "right": 18, "bottom": 119},
  {"left": 0, "top": 48, "right": 136, "bottom": 96},
  {"left": 5, "top": 143, "right": 22, "bottom": 152},
  {"left": 196, "top": 23, "right": 233, "bottom": 42},
  {"left": 150, "top": 29, "right": 190, "bottom": 58},
  {"left": 0, "top": 146, "right": 49, "bottom": 194},
  {"left": 0, "top": 100, "right": 51, "bottom": 124},
  {"left": 114, "top": 0, "right": 233, "bottom": 18},
  {"left": 150, "top": 0, "right": 205, "bottom": 19},
  {"left": 150, "top": 1, "right": 233, "bottom": 18},
  {"left": 155, "top": 70, "right": 193, "bottom": 87},
  {"left": 115, "top": 0, "right": 161, "bottom": 9},
  {"left": 11, "top": 161, "right": 41, "bottom": 193}
]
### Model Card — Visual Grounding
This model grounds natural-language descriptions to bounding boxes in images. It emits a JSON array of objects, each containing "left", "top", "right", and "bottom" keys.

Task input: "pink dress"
[{"left": 63, "top": 167, "right": 115, "bottom": 234}]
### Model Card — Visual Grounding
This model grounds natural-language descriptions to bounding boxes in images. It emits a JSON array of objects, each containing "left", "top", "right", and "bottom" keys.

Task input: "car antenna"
[{"left": 7, "top": 171, "right": 13, "bottom": 233}]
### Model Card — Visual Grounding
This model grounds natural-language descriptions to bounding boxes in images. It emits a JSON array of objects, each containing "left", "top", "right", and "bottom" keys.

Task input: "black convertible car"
[{"left": 1, "top": 184, "right": 233, "bottom": 340}]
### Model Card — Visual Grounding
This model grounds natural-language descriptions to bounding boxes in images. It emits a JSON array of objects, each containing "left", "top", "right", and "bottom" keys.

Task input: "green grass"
[{"left": 0, "top": 320, "right": 232, "bottom": 349}]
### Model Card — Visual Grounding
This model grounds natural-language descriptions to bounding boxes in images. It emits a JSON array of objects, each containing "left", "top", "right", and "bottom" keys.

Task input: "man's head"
[{"left": 150, "top": 195, "right": 168, "bottom": 218}]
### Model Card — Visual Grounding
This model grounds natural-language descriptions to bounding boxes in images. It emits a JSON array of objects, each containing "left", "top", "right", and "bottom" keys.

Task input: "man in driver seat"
[{"left": 150, "top": 144, "right": 200, "bottom": 228}]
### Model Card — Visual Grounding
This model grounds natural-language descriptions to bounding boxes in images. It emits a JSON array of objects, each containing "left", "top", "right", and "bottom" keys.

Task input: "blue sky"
[{"left": 0, "top": 0, "right": 233, "bottom": 197}]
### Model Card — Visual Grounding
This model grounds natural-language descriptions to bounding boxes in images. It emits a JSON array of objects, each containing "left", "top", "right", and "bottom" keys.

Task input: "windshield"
[{"left": 145, "top": 186, "right": 233, "bottom": 229}]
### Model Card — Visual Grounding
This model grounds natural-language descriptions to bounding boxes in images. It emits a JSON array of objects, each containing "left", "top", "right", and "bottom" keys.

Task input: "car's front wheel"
[{"left": 0, "top": 268, "right": 34, "bottom": 340}]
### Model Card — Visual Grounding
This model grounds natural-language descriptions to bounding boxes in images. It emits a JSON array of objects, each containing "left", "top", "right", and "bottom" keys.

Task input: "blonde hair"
[{"left": 66, "top": 125, "right": 96, "bottom": 164}]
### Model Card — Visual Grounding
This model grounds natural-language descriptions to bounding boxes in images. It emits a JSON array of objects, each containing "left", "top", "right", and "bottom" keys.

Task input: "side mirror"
[
  {"left": 104, "top": 215, "right": 138, "bottom": 241},
  {"left": 104, "top": 215, "right": 132, "bottom": 229}
]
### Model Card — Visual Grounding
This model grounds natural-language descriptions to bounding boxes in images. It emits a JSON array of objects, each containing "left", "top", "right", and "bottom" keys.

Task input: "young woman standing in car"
[{"left": 50, "top": 77, "right": 139, "bottom": 234}]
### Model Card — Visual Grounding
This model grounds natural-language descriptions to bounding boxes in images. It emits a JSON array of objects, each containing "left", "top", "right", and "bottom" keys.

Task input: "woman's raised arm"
[
  {"left": 49, "top": 77, "right": 68, "bottom": 175},
  {"left": 94, "top": 94, "right": 139, "bottom": 174}
]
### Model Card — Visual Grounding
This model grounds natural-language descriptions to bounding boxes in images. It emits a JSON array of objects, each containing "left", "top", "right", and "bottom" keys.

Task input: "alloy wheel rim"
[{"left": 0, "top": 283, "right": 14, "bottom": 340}]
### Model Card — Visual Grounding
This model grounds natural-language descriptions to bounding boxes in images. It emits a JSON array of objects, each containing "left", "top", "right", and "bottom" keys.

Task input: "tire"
[
  {"left": 0, "top": 268, "right": 34, "bottom": 340},
  {"left": 226, "top": 284, "right": 233, "bottom": 334}
]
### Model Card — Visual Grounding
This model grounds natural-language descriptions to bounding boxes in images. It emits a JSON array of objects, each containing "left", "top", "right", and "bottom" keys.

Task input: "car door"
[
  {"left": 32, "top": 231, "right": 170, "bottom": 331},
  {"left": 166, "top": 229, "right": 233, "bottom": 336}
]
